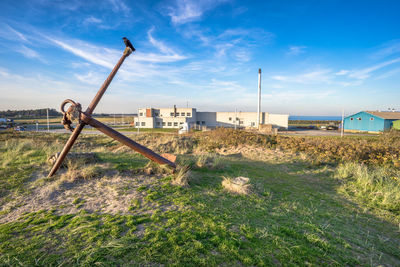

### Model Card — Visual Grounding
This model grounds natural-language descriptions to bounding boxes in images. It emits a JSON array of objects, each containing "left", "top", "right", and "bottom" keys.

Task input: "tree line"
[{"left": 0, "top": 109, "right": 62, "bottom": 118}]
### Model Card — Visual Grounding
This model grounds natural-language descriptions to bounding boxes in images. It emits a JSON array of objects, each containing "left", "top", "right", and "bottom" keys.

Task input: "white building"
[{"left": 135, "top": 106, "right": 288, "bottom": 129}]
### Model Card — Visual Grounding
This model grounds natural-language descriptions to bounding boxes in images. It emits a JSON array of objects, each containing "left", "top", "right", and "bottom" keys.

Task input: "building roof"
[{"left": 365, "top": 111, "right": 400, "bottom": 120}]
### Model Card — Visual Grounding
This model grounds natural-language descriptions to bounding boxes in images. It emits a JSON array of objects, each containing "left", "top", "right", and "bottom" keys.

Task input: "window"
[
  {"left": 236, "top": 117, "right": 239, "bottom": 121},
  {"left": 229, "top": 117, "right": 232, "bottom": 121},
  {"left": 370, "top": 118, "right": 374, "bottom": 121},
  {"left": 357, "top": 117, "right": 361, "bottom": 121},
  {"left": 251, "top": 122, "right": 255, "bottom": 126},
  {"left": 156, "top": 122, "right": 160, "bottom": 126},
  {"left": 170, "top": 112, "right": 174, "bottom": 116},
  {"left": 162, "top": 122, "right": 166, "bottom": 126},
  {"left": 135, "top": 122, "right": 139, "bottom": 126},
  {"left": 139, "top": 112, "right": 143, "bottom": 116},
  {"left": 167, "top": 122, "right": 172, "bottom": 126},
  {"left": 181, "top": 112, "right": 185, "bottom": 116},
  {"left": 187, "top": 113, "right": 191, "bottom": 116},
  {"left": 180, "top": 122, "right": 183, "bottom": 124},
  {"left": 141, "top": 122, "right": 145, "bottom": 126},
  {"left": 239, "top": 121, "right": 243, "bottom": 124},
  {"left": 196, "top": 121, "right": 200, "bottom": 124},
  {"left": 201, "top": 121, "right": 205, "bottom": 125},
  {"left": 154, "top": 113, "right": 159, "bottom": 117},
  {"left": 350, "top": 118, "right": 354, "bottom": 121},
  {"left": 174, "top": 122, "right": 178, "bottom": 126}
]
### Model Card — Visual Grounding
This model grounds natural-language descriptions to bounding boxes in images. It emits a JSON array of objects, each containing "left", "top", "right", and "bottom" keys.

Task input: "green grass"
[
  {"left": 1, "top": 132, "right": 400, "bottom": 266},
  {"left": 335, "top": 162, "right": 400, "bottom": 213}
]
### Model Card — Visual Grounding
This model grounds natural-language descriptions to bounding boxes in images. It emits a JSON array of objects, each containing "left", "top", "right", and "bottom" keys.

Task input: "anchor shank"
[
  {"left": 86, "top": 48, "right": 131, "bottom": 116},
  {"left": 47, "top": 122, "right": 85, "bottom": 177},
  {"left": 81, "top": 113, "right": 176, "bottom": 168}
]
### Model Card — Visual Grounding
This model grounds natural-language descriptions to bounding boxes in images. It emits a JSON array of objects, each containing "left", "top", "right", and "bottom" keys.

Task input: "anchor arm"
[
  {"left": 80, "top": 113, "right": 176, "bottom": 168},
  {"left": 47, "top": 122, "right": 85, "bottom": 177}
]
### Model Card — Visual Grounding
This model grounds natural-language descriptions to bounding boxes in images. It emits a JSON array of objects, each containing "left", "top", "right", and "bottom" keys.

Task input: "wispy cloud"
[
  {"left": 347, "top": 57, "right": 400, "bottom": 79},
  {"left": 49, "top": 38, "right": 116, "bottom": 69},
  {"left": 166, "top": 0, "right": 228, "bottom": 25},
  {"left": 335, "top": 70, "right": 350, "bottom": 75},
  {"left": 181, "top": 27, "right": 273, "bottom": 63},
  {"left": 74, "top": 71, "right": 104, "bottom": 85},
  {"left": 147, "top": 27, "right": 176, "bottom": 55},
  {"left": 371, "top": 39, "right": 400, "bottom": 59},
  {"left": 36, "top": 0, "right": 82, "bottom": 11},
  {"left": 83, "top": 16, "right": 102, "bottom": 26},
  {"left": 14, "top": 45, "right": 41, "bottom": 60},
  {"left": 375, "top": 67, "right": 400, "bottom": 80},
  {"left": 286, "top": 45, "right": 306, "bottom": 56},
  {"left": 0, "top": 24, "right": 29, "bottom": 42},
  {"left": 208, "top": 78, "right": 247, "bottom": 92},
  {"left": 271, "top": 69, "right": 332, "bottom": 84},
  {"left": 107, "top": 0, "right": 131, "bottom": 17}
]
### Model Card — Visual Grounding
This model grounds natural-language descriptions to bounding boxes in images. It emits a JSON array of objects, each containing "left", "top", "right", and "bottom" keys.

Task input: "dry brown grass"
[
  {"left": 222, "top": 176, "right": 252, "bottom": 195},
  {"left": 172, "top": 165, "right": 192, "bottom": 187}
]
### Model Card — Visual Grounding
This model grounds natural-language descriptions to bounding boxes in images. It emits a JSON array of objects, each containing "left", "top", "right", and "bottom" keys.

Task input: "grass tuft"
[
  {"left": 222, "top": 176, "right": 252, "bottom": 195},
  {"left": 335, "top": 162, "right": 400, "bottom": 213}
]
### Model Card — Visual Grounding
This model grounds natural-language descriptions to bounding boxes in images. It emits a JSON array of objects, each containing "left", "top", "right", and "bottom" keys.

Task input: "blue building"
[{"left": 344, "top": 111, "right": 400, "bottom": 133}]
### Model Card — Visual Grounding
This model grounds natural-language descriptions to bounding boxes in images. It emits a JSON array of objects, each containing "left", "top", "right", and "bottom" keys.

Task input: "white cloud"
[
  {"left": 271, "top": 69, "right": 332, "bottom": 84},
  {"left": 0, "top": 24, "right": 29, "bottom": 42},
  {"left": 107, "top": 0, "right": 130, "bottom": 16},
  {"left": 335, "top": 70, "right": 349, "bottom": 75},
  {"left": 83, "top": 16, "right": 102, "bottom": 25},
  {"left": 286, "top": 46, "right": 306, "bottom": 56},
  {"left": 147, "top": 27, "right": 175, "bottom": 55},
  {"left": 348, "top": 57, "right": 400, "bottom": 79},
  {"left": 371, "top": 40, "right": 400, "bottom": 59},
  {"left": 375, "top": 68, "right": 400, "bottom": 80},
  {"left": 49, "top": 34, "right": 187, "bottom": 68},
  {"left": 74, "top": 71, "right": 104, "bottom": 85},
  {"left": 208, "top": 78, "right": 247, "bottom": 92},
  {"left": 49, "top": 38, "right": 116, "bottom": 69},
  {"left": 167, "top": 0, "right": 228, "bottom": 25},
  {"left": 15, "top": 45, "right": 41, "bottom": 59}
]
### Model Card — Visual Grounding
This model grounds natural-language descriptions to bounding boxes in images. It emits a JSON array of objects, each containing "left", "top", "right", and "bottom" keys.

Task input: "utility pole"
[
  {"left": 114, "top": 114, "right": 116, "bottom": 125},
  {"left": 341, "top": 109, "right": 344, "bottom": 138},
  {"left": 137, "top": 108, "right": 140, "bottom": 134},
  {"left": 46, "top": 108, "right": 50, "bottom": 132},
  {"left": 257, "top": 68, "right": 261, "bottom": 130},
  {"left": 234, "top": 108, "right": 237, "bottom": 130}
]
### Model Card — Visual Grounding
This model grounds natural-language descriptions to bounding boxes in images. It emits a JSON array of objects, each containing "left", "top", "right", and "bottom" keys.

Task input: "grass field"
[{"left": 0, "top": 130, "right": 399, "bottom": 266}]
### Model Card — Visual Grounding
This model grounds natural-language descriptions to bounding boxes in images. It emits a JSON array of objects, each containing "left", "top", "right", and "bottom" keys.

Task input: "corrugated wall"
[{"left": 344, "top": 112, "right": 385, "bottom": 132}]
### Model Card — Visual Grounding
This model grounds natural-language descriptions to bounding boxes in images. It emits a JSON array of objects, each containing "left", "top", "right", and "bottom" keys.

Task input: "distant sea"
[{"left": 289, "top": 116, "right": 341, "bottom": 121}]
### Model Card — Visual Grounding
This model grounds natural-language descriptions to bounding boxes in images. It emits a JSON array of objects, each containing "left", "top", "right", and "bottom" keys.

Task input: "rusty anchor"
[{"left": 48, "top": 38, "right": 176, "bottom": 177}]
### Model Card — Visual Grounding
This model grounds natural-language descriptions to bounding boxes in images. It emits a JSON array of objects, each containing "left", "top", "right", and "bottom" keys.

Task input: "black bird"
[{"left": 122, "top": 37, "right": 136, "bottom": 52}]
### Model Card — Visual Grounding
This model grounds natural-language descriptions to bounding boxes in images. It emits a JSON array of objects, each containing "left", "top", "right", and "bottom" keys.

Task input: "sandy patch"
[{"left": 0, "top": 169, "right": 178, "bottom": 223}]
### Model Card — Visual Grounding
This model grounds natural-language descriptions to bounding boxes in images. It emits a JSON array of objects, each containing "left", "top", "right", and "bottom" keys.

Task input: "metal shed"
[{"left": 344, "top": 111, "right": 400, "bottom": 133}]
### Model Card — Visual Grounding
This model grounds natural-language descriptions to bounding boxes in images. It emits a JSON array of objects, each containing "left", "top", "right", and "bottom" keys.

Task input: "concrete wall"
[
  {"left": 267, "top": 114, "right": 289, "bottom": 129},
  {"left": 136, "top": 107, "right": 196, "bottom": 128},
  {"left": 136, "top": 107, "right": 288, "bottom": 129}
]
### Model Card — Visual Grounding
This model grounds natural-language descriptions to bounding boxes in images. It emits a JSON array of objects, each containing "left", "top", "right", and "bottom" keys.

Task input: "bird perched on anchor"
[{"left": 122, "top": 37, "right": 136, "bottom": 52}]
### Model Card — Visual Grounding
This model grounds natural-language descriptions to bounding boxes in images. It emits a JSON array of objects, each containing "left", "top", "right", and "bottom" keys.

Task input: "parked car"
[
  {"left": 326, "top": 125, "right": 338, "bottom": 130},
  {"left": 14, "top": 126, "right": 25, "bottom": 131}
]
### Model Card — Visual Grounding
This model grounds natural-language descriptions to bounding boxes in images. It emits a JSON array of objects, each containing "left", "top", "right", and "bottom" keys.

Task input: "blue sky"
[{"left": 0, "top": 0, "right": 399, "bottom": 115}]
